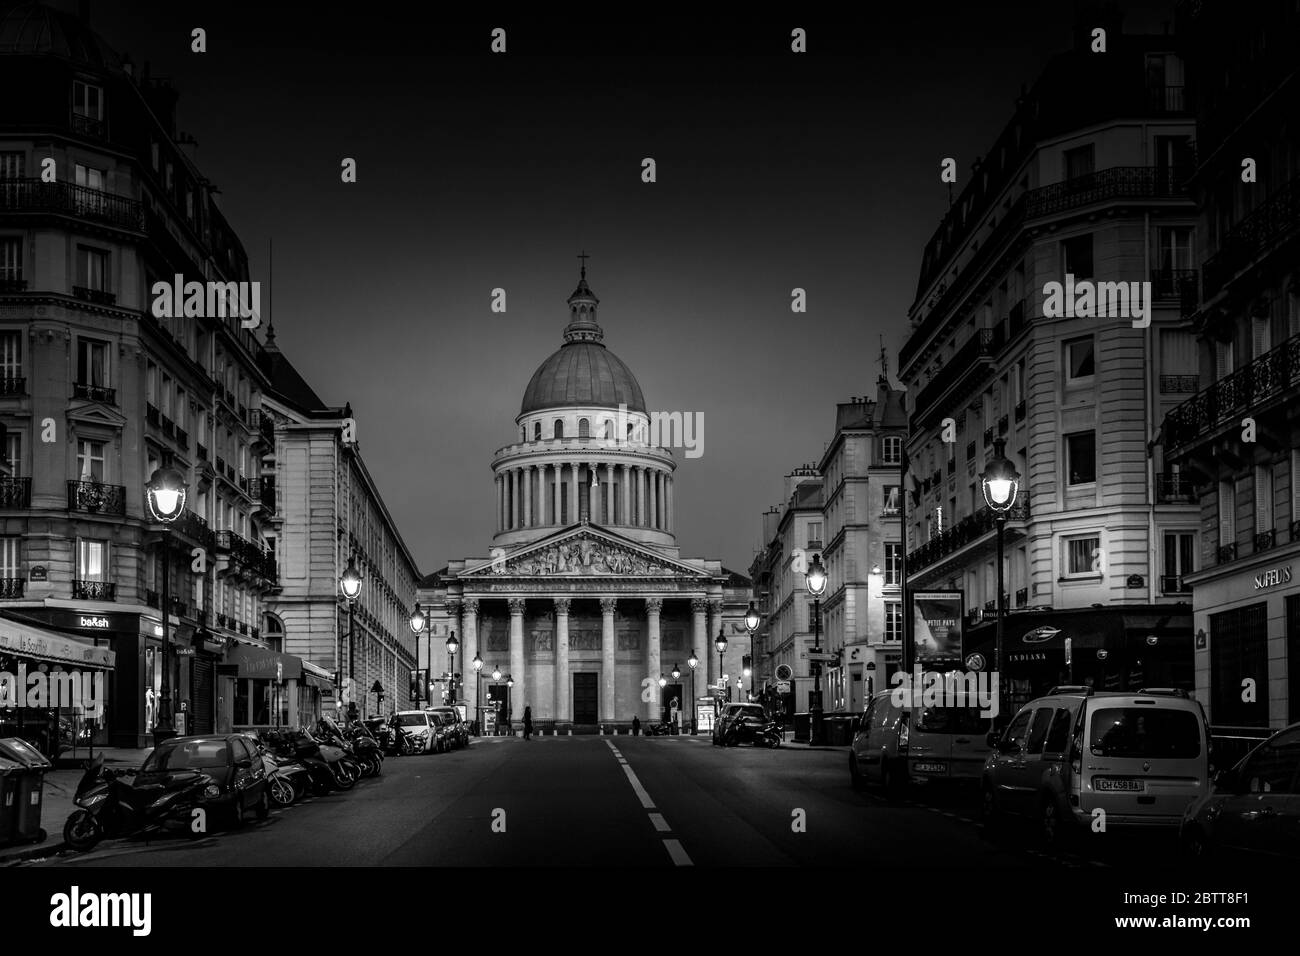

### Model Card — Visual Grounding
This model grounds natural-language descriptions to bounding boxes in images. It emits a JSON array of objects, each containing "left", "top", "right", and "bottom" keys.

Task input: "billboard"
[{"left": 911, "top": 590, "right": 964, "bottom": 663}]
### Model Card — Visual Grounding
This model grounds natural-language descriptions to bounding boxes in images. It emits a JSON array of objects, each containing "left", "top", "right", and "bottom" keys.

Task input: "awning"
[
  {"left": 965, "top": 608, "right": 1192, "bottom": 658},
  {"left": 0, "top": 618, "right": 116, "bottom": 669},
  {"left": 301, "top": 661, "right": 334, "bottom": 692},
  {"left": 221, "top": 643, "right": 303, "bottom": 681}
]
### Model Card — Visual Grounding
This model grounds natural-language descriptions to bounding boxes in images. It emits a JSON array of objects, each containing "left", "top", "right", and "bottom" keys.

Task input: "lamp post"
[
  {"left": 687, "top": 650, "right": 699, "bottom": 734},
  {"left": 981, "top": 437, "right": 1021, "bottom": 721},
  {"left": 339, "top": 554, "right": 362, "bottom": 719},
  {"left": 744, "top": 600, "right": 759, "bottom": 705},
  {"left": 806, "top": 551, "right": 827, "bottom": 746},
  {"left": 446, "top": 630, "right": 459, "bottom": 705},
  {"left": 472, "top": 653, "right": 483, "bottom": 734},
  {"left": 492, "top": 665, "right": 502, "bottom": 735},
  {"left": 506, "top": 674, "right": 514, "bottom": 731},
  {"left": 715, "top": 627, "right": 728, "bottom": 704},
  {"left": 146, "top": 466, "right": 187, "bottom": 747}
]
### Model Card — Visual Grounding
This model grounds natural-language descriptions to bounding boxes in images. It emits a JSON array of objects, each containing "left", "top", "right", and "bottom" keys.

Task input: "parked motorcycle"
[
  {"left": 723, "top": 714, "right": 782, "bottom": 748},
  {"left": 63, "top": 756, "right": 209, "bottom": 851},
  {"left": 646, "top": 722, "right": 673, "bottom": 736}
]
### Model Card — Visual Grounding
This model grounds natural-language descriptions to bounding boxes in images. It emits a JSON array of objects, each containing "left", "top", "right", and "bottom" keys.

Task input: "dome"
[
  {"left": 0, "top": 3, "right": 122, "bottom": 69},
  {"left": 519, "top": 266, "right": 647, "bottom": 415},
  {"left": 521, "top": 341, "right": 646, "bottom": 415}
]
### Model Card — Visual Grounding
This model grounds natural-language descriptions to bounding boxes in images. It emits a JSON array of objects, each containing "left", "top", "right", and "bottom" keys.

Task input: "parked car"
[
  {"left": 136, "top": 734, "right": 269, "bottom": 827},
  {"left": 1181, "top": 721, "right": 1300, "bottom": 861},
  {"left": 981, "top": 686, "right": 1210, "bottom": 847},
  {"left": 712, "top": 703, "right": 766, "bottom": 745},
  {"left": 850, "top": 690, "right": 994, "bottom": 795},
  {"left": 391, "top": 710, "right": 437, "bottom": 754},
  {"left": 427, "top": 712, "right": 456, "bottom": 753},
  {"left": 426, "top": 707, "right": 469, "bottom": 749},
  {"left": 849, "top": 691, "right": 909, "bottom": 798}
]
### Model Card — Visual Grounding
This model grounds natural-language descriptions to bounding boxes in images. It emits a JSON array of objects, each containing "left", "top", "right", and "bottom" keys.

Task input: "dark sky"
[{"left": 80, "top": 2, "right": 1176, "bottom": 574}]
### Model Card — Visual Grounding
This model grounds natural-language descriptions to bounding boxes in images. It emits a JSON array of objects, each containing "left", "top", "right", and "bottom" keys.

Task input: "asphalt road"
[{"left": 30, "top": 735, "right": 1106, "bottom": 868}]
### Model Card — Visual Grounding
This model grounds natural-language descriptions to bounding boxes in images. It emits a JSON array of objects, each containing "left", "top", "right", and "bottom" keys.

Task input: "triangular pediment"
[
  {"left": 462, "top": 524, "right": 709, "bottom": 579},
  {"left": 66, "top": 400, "right": 128, "bottom": 429}
]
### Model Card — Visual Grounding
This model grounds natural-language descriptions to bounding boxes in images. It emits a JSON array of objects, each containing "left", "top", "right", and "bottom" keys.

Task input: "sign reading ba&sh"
[{"left": 911, "top": 590, "right": 964, "bottom": 664}]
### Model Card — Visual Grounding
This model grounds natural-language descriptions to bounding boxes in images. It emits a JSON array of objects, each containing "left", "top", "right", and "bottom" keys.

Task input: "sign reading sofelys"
[{"left": 1253, "top": 566, "right": 1293, "bottom": 590}]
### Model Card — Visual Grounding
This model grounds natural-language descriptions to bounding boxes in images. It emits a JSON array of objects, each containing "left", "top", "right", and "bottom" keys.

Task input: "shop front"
[
  {"left": 216, "top": 643, "right": 328, "bottom": 734},
  {"left": 963, "top": 606, "right": 1193, "bottom": 716},
  {"left": 0, "top": 614, "right": 117, "bottom": 760}
]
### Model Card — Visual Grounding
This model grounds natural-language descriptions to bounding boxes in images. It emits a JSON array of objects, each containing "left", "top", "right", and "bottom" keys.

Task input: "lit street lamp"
[
  {"left": 446, "top": 630, "right": 459, "bottom": 705},
  {"left": 981, "top": 437, "right": 1021, "bottom": 719},
  {"left": 687, "top": 650, "right": 699, "bottom": 734},
  {"left": 146, "top": 466, "right": 186, "bottom": 747},
  {"left": 744, "top": 599, "right": 759, "bottom": 705},
  {"left": 472, "top": 653, "right": 484, "bottom": 735},
  {"left": 715, "top": 627, "right": 728, "bottom": 703},
  {"left": 506, "top": 674, "right": 514, "bottom": 731},
  {"left": 338, "top": 554, "right": 362, "bottom": 720},
  {"left": 806, "top": 551, "right": 827, "bottom": 745}
]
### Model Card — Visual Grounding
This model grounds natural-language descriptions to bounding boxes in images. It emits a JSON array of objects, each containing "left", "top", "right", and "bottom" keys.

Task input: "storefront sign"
[
  {"left": 913, "top": 590, "right": 964, "bottom": 662},
  {"left": 29, "top": 565, "right": 47, "bottom": 582},
  {"left": 78, "top": 616, "right": 111, "bottom": 629},
  {"left": 1253, "top": 566, "right": 1293, "bottom": 590},
  {"left": 0, "top": 621, "right": 116, "bottom": 668},
  {"left": 43, "top": 609, "right": 137, "bottom": 633}
]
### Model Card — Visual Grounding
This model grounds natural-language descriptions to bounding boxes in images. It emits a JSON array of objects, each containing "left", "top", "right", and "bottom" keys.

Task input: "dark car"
[
  {"left": 712, "top": 703, "right": 766, "bottom": 745},
  {"left": 426, "top": 713, "right": 456, "bottom": 753},
  {"left": 1181, "top": 722, "right": 1300, "bottom": 861},
  {"left": 426, "top": 707, "right": 469, "bottom": 749},
  {"left": 137, "top": 735, "right": 269, "bottom": 827}
]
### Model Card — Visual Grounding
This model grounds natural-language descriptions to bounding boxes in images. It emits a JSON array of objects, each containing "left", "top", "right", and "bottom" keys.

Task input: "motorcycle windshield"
[{"left": 75, "top": 755, "right": 106, "bottom": 798}]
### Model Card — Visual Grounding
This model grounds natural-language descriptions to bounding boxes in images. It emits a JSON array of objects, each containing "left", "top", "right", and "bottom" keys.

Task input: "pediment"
[
  {"left": 66, "top": 400, "right": 128, "bottom": 429},
  {"left": 462, "top": 525, "right": 709, "bottom": 579}
]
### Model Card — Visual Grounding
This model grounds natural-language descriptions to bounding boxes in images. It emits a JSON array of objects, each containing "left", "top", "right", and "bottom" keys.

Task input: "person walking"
[
  {"left": 523, "top": 705, "right": 533, "bottom": 740},
  {"left": 632, "top": 714, "right": 641, "bottom": 736}
]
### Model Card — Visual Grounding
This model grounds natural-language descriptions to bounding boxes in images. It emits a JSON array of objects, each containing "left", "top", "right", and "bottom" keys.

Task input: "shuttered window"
[
  {"left": 1218, "top": 480, "right": 1235, "bottom": 547},
  {"left": 1252, "top": 314, "right": 1271, "bottom": 359},
  {"left": 1255, "top": 465, "right": 1274, "bottom": 534}
]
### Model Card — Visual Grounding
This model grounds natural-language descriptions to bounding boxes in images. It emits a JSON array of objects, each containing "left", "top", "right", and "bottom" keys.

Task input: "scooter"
[
  {"left": 63, "top": 756, "right": 210, "bottom": 851},
  {"left": 251, "top": 738, "right": 313, "bottom": 806}
]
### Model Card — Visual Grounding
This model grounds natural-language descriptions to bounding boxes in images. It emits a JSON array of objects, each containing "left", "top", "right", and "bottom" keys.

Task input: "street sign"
[
  {"left": 807, "top": 651, "right": 836, "bottom": 662},
  {"left": 175, "top": 647, "right": 196, "bottom": 656},
  {"left": 775, "top": 680, "right": 792, "bottom": 694},
  {"left": 775, "top": 664, "right": 793, "bottom": 681}
]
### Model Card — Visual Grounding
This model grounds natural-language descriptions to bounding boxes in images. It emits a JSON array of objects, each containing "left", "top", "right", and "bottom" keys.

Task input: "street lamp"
[
  {"left": 715, "top": 626, "right": 728, "bottom": 703},
  {"left": 339, "top": 553, "right": 362, "bottom": 719},
  {"left": 687, "top": 650, "right": 699, "bottom": 734},
  {"left": 146, "top": 466, "right": 186, "bottom": 747},
  {"left": 806, "top": 551, "right": 827, "bottom": 745},
  {"left": 744, "top": 599, "right": 759, "bottom": 706},
  {"left": 981, "top": 437, "right": 1020, "bottom": 719},
  {"left": 505, "top": 674, "right": 514, "bottom": 731},
  {"left": 446, "top": 630, "right": 459, "bottom": 705},
  {"left": 658, "top": 674, "right": 667, "bottom": 689},
  {"left": 472, "top": 653, "right": 483, "bottom": 735}
]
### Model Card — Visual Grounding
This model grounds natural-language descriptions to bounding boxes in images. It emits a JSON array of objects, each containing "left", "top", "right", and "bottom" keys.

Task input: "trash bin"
[
  {"left": 0, "top": 757, "right": 25, "bottom": 845},
  {"left": 0, "top": 737, "right": 53, "bottom": 845}
]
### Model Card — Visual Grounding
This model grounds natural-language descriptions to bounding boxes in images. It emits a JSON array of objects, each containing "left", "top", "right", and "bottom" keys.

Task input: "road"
[{"left": 30, "top": 735, "right": 1136, "bottom": 868}]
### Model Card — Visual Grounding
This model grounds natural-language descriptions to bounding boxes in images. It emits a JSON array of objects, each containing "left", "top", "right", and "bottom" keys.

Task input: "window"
[
  {"left": 1060, "top": 233, "right": 1094, "bottom": 280},
  {"left": 0, "top": 152, "right": 23, "bottom": 179},
  {"left": 807, "top": 522, "right": 823, "bottom": 547},
  {"left": 1293, "top": 450, "right": 1300, "bottom": 527},
  {"left": 4, "top": 431, "right": 19, "bottom": 476},
  {"left": 1044, "top": 708, "right": 1074, "bottom": 754},
  {"left": 884, "top": 602, "right": 902, "bottom": 642},
  {"left": 1255, "top": 465, "right": 1275, "bottom": 533},
  {"left": 533, "top": 422, "right": 541, "bottom": 441},
  {"left": 1064, "top": 336, "right": 1095, "bottom": 381},
  {"left": 0, "top": 536, "right": 19, "bottom": 581},
  {"left": 554, "top": 419, "right": 564, "bottom": 439},
  {"left": 1252, "top": 312, "right": 1271, "bottom": 360},
  {"left": 1289, "top": 287, "right": 1300, "bottom": 338},
  {"left": 77, "top": 439, "right": 105, "bottom": 481},
  {"left": 1160, "top": 329, "right": 1197, "bottom": 384},
  {"left": 0, "top": 330, "right": 20, "bottom": 382},
  {"left": 0, "top": 237, "right": 20, "bottom": 283},
  {"left": 77, "top": 538, "right": 108, "bottom": 581},
  {"left": 72, "top": 80, "right": 103, "bottom": 119},
  {"left": 77, "top": 337, "right": 109, "bottom": 387},
  {"left": 1219, "top": 480, "right": 1236, "bottom": 547},
  {"left": 578, "top": 418, "right": 590, "bottom": 439},
  {"left": 1065, "top": 431, "right": 1096, "bottom": 484},
  {"left": 1163, "top": 532, "right": 1195, "bottom": 589},
  {"left": 74, "top": 163, "right": 105, "bottom": 191},
  {"left": 881, "top": 435, "right": 902, "bottom": 465},
  {"left": 1157, "top": 226, "right": 1194, "bottom": 272},
  {"left": 1000, "top": 710, "right": 1033, "bottom": 752},
  {"left": 1064, "top": 534, "right": 1100, "bottom": 576},
  {"left": 160, "top": 374, "right": 172, "bottom": 418},
  {"left": 175, "top": 389, "right": 186, "bottom": 430},
  {"left": 1237, "top": 730, "right": 1300, "bottom": 794},
  {"left": 1215, "top": 339, "right": 1235, "bottom": 381},
  {"left": 1063, "top": 144, "right": 1095, "bottom": 180},
  {"left": 885, "top": 543, "right": 902, "bottom": 586},
  {"left": 882, "top": 485, "right": 900, "bottom": 515},
  {"left": 1025, "top": 707, "right": 1055, "bottom": 755},
  {"left": 77, "top": 245, "right": 108, "bottom": 291}
]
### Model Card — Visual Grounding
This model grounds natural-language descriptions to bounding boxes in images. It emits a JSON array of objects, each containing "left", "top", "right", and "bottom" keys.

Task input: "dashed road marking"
[{"left": 604, "top": 739, "right": 693, "bottom": 866}]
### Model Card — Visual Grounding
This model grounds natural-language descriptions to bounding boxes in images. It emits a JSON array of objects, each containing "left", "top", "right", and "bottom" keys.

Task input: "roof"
[
  {"left": 0, "top": 2, "right": 121, "bottom": 69},
  {"left": 257, "top": 338, "right": 333, "bottom": 416},
  {"left": 521, "top": 341, "right": 646, "bottom": 415}
]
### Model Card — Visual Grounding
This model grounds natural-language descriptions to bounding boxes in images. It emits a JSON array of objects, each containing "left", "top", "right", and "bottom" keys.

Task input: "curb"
[{"left": 1, "top": 839, "right": 69, "bottom": 867}]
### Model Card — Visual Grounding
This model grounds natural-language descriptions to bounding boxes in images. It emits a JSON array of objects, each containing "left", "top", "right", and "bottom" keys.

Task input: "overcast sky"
[{"left": 81, "top": 2, "right": 1177, "bottom": 574}]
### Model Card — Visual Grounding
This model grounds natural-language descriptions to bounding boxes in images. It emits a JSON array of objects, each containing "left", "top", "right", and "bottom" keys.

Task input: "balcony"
[
  {"left": 1160, "top": 575, "right": 1193, "bottom": 595},
  {"left": 0, "top": 178, "right": 145, "bottom": 231},
  {"left": 73, "top": 382, "right": 117, "bottom": 404},
  {"left": 910, "top": 326, "right": 1004, "bottom": 428},
  {"left": 0, "top": 376, "right": 25, "bottom": 395},
  {"left": 1147, "top": 85, "right": 1187, "bottom": 113},
  {"left": 1164, "top": 333, "right": 1300, "bottom": 451},
  {"left": 71, "top": 286, "right": 116, "bottom": 306},
  {"left": 1024, "top": 166, "right": 1190, "bottom": 220},
  {"left": 70, "top": 112, "right": 106, "bottom": 137},
  {"left": 67, "top": 480, "right": 125, "bottom": 516},
  {"left": 1216, "top": 543, "right": 1236, "bottom": 565},
  {"left": 216, "top": 530, "right": 277, "bottom": 581},
  {"left": 72, "top": 580, "right": 116, "bottom": 601},
  {"left": 0, "top": 476, "right": 31, "bottom": 508},
  {"left": 907, "top": 492, "right": 1030, "bottom": 576},
  {"left": 0, "top": 578, "right": 24, "bottom": 598},
  {"left": 1155, "top": 471, "right": 1195, "bottom": 503},
  {"left": 806, "top": 539, "right": 823, "bottom": 550},
  {"left": 0, "top": 278, "right": 28, "bottom": 293},
  {"left": 1202, "top": 174, "right": 1300, "bottom": 301},
  {"left": 1159, "top": 374, "right": 1200, "bottom": 394},
  {"left": 1254, "top": 530, "right": 1276, "bottom": 553},
  {"left": 173, "top": 509, "right": 216, "bottom": 551},
  {"left": 251, "top": 626, "right": 261, "bottom": 641}
]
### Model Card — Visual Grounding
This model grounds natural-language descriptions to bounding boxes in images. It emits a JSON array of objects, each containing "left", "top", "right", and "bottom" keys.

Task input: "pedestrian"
[
  {"left": 632, "top": 715, "right": 641, "bottom": 736},
  {"left": 669, "top": 697, "right": 680, "bottom": 733},
  {"left": 523, "top": 705, "right": 533, "bottom": 740}
]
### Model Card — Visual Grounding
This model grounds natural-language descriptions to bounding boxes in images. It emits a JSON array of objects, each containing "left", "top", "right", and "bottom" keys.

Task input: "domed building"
[{"left": 421, "top": 268, "right": 751, "bottom": 733}]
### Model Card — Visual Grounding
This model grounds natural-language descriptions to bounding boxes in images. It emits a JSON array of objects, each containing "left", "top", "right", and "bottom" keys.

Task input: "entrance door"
[
  {"left": 190, "top": 655, "right": 214, "bottom": 734},
  {"left": 573, "top": 672, "right": 598, "bottom": 724},
  {"left": 662, "top": 683, "right": 683, "bottom": 724}
]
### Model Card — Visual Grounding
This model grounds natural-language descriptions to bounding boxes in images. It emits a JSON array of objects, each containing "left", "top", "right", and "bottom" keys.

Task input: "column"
[
  {"left": 570, "top": 461, "right": 580, "bottom": 523},
  {"left": 709, "top": 600, "right": 725, "bottom": 697},
  {"left": 645, "top": 597, "right": 662, "bottom": 721},
  {"left": 600, "top": 597, "right": 617, "bottom": 721},
  {"left": 665, "top": 476, "right": 673, "bottom": 533},
  {"left": 552, "top": 465, "right": 561, "bottom": 525},
  {"left": 636, "top": 467, "right": 646, "bottom": 527},
  {"left": 691, "top": 598, "right": 708, "bottom": 702},
  {"left": 507, "top": 470, "right": 516, "bottom": 530},
  {"left": 652, "top": 470, "right": 661, "bottom": 529},
  {"left": 592, "top": 462, "right": 602, "bottom": 524},
  {"left": 554, "top": 597, "right": 571, "bottom": 722},
  {"left": 621, "top": 464, "right": 631, "bottom": 525},
  {"left": 462, "top": 599, "right": 479, "bottom": 727},
  {"left": 508, "top": 598, "right": 526, "bottom": 732},
  {"left": 523, "top": 465, "right": 533, "bottom": 527}
]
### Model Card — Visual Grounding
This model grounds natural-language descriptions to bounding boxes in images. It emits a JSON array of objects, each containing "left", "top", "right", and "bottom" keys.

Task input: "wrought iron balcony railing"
[
  {"left": 67, "top": 479, "right": 125, "bottom": 515},
  {"left": 1156, "top": 471, "right": 1195, "bottom": 503},
  {"left": 74, "top": 382, "right": 116, "bottom": 404},
  {"left": 1024, "top": 166, "right": 1191, "bottom": 220},
  {"left": 1202, "top": 174, "right": 1300, "bottom": 300},
  {"left": 1160, "top": 574, "right": 1193, "bottom": 594},
  {"left": 0, "top": 578, "right": 24, "bottom": 598},
  {"left": 0, "top": 476, "right": 31, "bottom": 508},
  {"left": 71, "top": 286, "right": 116, "bottom": 306},
  {"left": 1165, "top": 333, "right": 1300, "bottom": 450},
  {"left": 0, "top": 178, "right": 144, "bottom": 231},
  {"left": 0, "top": 376, "right": 25, "bottom": 395},
  {"left": 71, "top": 112, "right": 106, "bottom": 138},
  {"left": 72, "top": 580, "right": 115, "bottom": 601},
  {"left": 1159, "top": 374, "right": 1200, "bottom": 393},
  {"left": 907, "top": 493, "right": 1030, "bottom": 575},
  {"left": 172, "top": 508, "right": 216, "bottom": 550},
  {"left": 1152, "top": 268, "right": 1197, "bottom": 299},
  {"left": 1147, "top": 85, "right": 1187, "bottom": 113},
  {"left": 910, "top": 326, "right": 1004, "bottom": 427}
]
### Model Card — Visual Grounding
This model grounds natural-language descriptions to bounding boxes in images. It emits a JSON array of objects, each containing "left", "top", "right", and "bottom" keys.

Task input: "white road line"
[
  {"left": 621, "top": 765, "right": 655, "bottom": 809},
  {"left": 604, "top": 739, "right": 693, "bottom": 866},
  {"left": 663, "top": 839, "right": 693, "bottom": 866},
  {"left": 648, "top": 812, "right": 671, "bottom": 832}
]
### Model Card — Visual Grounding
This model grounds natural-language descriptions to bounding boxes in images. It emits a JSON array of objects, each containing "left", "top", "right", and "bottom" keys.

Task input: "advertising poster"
[{"left": 911, "top": 590, "right": 964, "bottom": 663}]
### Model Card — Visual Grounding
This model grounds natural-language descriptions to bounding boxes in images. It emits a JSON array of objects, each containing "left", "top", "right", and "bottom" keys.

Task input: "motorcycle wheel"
[
  {"left": 63, "top": 810, "right": 103, "bottom": 851},
  {"left": 332, "top": 762, "right": 357, "bottom": 791},
  {"left": 269, "top": 775, "right": 296, "bottom": 807}
]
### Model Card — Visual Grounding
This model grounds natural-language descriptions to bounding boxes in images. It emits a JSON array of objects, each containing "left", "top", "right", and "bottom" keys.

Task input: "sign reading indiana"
[{"left": 912, "top": 590, "right": 964, "bottom": 663}]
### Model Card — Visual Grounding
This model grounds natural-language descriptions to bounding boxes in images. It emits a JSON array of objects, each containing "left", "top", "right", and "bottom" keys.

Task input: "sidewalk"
[{"left": 0, "top": 747, "right": 152, "bottom": 866}]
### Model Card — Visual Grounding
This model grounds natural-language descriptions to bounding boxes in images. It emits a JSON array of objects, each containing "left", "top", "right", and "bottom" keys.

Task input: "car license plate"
[
  {"left": 1094, "top": 777, "right": 1145, "bottom": 792},
  {"left": 912, "top": 762, "right": 946, "bottom": 774}
]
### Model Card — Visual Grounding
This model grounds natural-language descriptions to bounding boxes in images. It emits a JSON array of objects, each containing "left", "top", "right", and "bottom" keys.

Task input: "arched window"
[
  {"left": 533, "top": 422, "right": 541, "bottom": 440},
  {"left": 579, "top": 418, "right": 590, "bottom": 438},
  {"left": 554, "top": 419, "right": 564, "bottom": 439},
  {"left": 603, "top": 419, "right": 614, "bottom": 440},
  {"left": 262, "top": 612, "right": 286, "bottom": 653},
  {"left": 520, "top": 426, "right": 526, "bottom": 442}
]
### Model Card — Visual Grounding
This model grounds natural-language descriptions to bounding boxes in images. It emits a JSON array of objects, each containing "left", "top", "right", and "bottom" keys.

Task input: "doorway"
[
  {"left": 573, "top": 672, "right": 598, "bottom": 724},
  {"left": 661, "top": 683, "right": 683, "bottom": 725}
]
